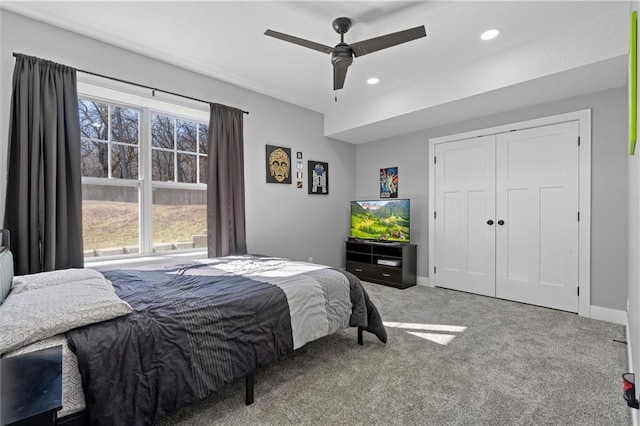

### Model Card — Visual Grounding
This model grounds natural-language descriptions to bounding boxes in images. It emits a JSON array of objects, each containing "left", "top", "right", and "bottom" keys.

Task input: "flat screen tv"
[{"left": 350, "top": 199, "right": 410, "bottom": 243}]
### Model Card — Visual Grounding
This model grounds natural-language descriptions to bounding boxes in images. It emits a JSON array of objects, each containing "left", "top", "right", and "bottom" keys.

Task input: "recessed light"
[
  {"left": 480, "top": 29, "right": 500, "bottom": 41},
  {"left": 367, "top": 77, "right": 380, "bottom": 85}
]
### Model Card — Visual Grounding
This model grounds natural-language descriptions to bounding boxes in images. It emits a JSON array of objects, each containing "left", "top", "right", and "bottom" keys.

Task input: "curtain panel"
[
  {"left": 4, "top": 54, "right": 83, "bottom": 274},
  {"left": 207, "top": 103, "right": 247, "bottom": 257}
]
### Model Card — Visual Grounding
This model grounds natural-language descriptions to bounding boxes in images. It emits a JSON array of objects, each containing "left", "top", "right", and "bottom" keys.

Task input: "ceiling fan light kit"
[{"left": 264, "top": 17, "right": 426, "bottom": 91}]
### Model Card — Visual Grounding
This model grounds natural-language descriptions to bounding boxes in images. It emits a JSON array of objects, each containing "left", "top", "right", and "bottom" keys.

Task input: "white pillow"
[
  {"left": 11, "top": 268, "right": 104, "bottom": 295},
  {"left": 0, "top": 278, "right": 132, "bottom": 354}
]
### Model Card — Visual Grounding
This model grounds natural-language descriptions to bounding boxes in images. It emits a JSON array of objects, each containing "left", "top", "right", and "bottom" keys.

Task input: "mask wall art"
[{"left": 266, "top": 144, "right": 292, "bottom": 184}]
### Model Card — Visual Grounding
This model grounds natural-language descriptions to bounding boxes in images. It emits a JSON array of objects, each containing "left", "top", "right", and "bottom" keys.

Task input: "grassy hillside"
[{"left": 83, "top": 200, "right": 206, "bottom": 250}]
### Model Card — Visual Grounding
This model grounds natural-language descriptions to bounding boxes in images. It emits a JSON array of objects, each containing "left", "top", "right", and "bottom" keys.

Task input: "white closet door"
[
  {"left": 495, "top": 121, "right": 579, "bottom": 312},
  {"left": 434, "top": 135, "right": 496, "bottom": 296}
]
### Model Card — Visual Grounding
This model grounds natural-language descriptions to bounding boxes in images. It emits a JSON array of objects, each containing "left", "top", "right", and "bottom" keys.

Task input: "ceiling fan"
[{"left": 264, "top": 17, "right": 427, "bottom": 91}]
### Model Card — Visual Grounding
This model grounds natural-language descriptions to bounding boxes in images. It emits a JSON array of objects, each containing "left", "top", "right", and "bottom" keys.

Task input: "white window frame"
[{"left": 78, "top": 81, "right": 209, "bottom": 262}]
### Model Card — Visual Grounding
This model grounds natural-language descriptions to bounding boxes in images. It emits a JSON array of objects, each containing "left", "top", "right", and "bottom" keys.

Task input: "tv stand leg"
[{"left": 358, "top": 327, "right": 363, "bottom": 345}]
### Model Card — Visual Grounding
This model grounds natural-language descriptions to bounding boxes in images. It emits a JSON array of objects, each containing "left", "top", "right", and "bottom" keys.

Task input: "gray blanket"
[{"left": 67, "top": 256, "right": 386, "bottom": 425}]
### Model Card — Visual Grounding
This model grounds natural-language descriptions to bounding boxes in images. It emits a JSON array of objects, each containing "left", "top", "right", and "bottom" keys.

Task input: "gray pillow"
[
  {"left": 11, "top": 268, "right": 104, "bottom": 295},
  {"left": 0, "top": 278, "right": 132, "bottom": 354}
]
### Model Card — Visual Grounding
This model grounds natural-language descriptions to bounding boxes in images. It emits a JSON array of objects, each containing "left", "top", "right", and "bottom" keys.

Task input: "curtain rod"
[{"left": 12, "top": 52, "right": 249, "bottom": 115}]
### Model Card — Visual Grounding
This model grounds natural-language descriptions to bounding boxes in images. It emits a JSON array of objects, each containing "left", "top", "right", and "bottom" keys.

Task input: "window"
[{"left": 79, "top": 92, "right": 209, "bottom": 259}]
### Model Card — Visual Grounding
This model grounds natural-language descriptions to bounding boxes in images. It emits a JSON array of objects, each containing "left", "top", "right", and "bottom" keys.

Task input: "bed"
[{"left": 0, "top": 246, "right": 387, "bottom": 425}]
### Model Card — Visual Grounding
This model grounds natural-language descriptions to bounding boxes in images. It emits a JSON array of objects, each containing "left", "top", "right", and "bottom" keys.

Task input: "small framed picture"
[
  {"left": 308, "top": 160, "right": 329, "bottom": 195},
  {"left": 296, "top": 171, "right": 303, "bottom": 179},
  {"left": 297, "top": 181, "right": 303, "bottom": 189},
  {"left": 297, "top": 161, "right": 303, "bottom": 169},
  {"left": 296, "top": 151, "right": 303, "bottom": 159}
]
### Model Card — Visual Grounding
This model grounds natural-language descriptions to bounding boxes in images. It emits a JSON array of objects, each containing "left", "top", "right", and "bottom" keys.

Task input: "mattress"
[{"left": 3, "top": 334, "right": 85, "bottom": 417}]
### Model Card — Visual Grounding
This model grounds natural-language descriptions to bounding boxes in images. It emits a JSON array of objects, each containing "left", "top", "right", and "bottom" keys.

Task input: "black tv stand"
[{"left": 345, "top": 240, "right": 417, "bottom": 289}]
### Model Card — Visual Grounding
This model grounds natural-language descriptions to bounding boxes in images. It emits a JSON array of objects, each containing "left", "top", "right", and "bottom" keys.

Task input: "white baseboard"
[
  {"left": 590, "top": 305, "right": 627, "bottom": 325},
  {"left": 416, "top": 276, "right": 432, "bottom": 287}
]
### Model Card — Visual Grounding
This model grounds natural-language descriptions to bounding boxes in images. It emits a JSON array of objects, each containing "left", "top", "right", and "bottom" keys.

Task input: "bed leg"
[
  {"left": 245, "top": 374, "right": 254, "bottom": 405},
  {"left": 358, "top": 326, "right": 363, "bottom": 345}
]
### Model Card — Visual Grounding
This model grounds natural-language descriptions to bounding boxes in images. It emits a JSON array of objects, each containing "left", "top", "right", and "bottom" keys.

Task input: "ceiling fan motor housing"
[{"left": 331, "top": 44, "right": 353, "bottom": 68}]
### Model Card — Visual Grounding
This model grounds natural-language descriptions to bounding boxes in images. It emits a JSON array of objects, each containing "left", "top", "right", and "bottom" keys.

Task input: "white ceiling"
[{"left": 0, "top": 1, "right": 631, "bottom": 143}]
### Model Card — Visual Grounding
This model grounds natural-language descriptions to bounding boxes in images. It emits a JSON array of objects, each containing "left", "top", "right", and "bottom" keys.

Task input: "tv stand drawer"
[
  {"left": 346, "top": 261, "right": 376, "bottom": 278},
  {"left": 369, "top": 268, "right": 402, "bottom": 285}
]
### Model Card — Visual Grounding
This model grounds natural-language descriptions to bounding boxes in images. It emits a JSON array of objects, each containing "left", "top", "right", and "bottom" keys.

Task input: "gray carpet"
[{"left": 159, "top": 283, "right": 631, "bottom": 426}]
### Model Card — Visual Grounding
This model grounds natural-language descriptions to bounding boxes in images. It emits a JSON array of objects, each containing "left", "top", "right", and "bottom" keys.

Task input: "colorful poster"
[{"left": 380, "top": 167, "right": 398, "bottom": 198}]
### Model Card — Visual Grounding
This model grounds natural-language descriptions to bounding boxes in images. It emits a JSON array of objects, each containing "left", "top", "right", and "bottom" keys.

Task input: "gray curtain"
[
  {"left": 3, "top": 54, "right": 83, "bottom": 275},
  {"left": 207, "top": 103, "right": 247, "bottom": 257}
]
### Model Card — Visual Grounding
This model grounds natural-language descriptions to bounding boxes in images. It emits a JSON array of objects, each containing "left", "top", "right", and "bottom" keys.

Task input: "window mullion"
[
  {"left": 196, "top": 125, "right": 200, "bottom": 184},
  {"left": 173, "top": 117, "right": 178, "bottom": 183},
  {"left": 107, "top": 106, "right": 112, "bottom": 179},
  {"left": 140, "top": 108, "right": 153, "bottom": 255}
]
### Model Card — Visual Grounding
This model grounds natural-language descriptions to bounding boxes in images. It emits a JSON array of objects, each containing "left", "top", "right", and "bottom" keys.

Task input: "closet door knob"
[
  {"left": 487, "top": 220, "right": 494, "bottom": 225},
  {"left": 497, "top": 220, "right": 505, "bottom": 226}
]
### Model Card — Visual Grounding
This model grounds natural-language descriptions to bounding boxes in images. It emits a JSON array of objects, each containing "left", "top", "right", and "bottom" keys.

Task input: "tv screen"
[{"left": 350, "top": 199, "right": 410, "bottom": 243}]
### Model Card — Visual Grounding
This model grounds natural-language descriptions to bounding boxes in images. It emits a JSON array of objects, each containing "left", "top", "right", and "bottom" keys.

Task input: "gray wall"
[
  {"left": 0, "top": 10, "right": 355, "bottom": 269},
  {"left": 356, "top": 86, "right": 628, "bottom": 311}
]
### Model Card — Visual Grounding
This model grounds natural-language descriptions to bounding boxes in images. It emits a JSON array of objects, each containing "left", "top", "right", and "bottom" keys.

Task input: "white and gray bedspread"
[{"left": 66, "top": 255, "right": 386, "bottom": 425}]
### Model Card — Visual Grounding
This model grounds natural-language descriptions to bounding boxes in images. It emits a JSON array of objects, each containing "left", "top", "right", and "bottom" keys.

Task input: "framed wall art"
[
  {"left": 308, "top": 160, "right": 328, "bottom": 195},
  {"left": 380, "top": 167, "right": 398, "bottom": 198},
  {"left": 265, "top": 145, "right": 291, "bottom": 184}
]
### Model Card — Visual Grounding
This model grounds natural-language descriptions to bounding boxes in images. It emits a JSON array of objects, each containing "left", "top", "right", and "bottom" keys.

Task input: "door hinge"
[
  {"left": 578, "top": 136, "right": 581, "bottom": 146},
  {"left": 578, "top": 212, "right": 580, "bottom": 221},
  {"left": 434, "top": 266, "right": 437, "bottom": 274},
  {"left": 577, "top": 286, "right": 580, "bottom": 296},
  {"left": 434, "top": 211, "right": 437, "bottom": 219},
  {"left": 434, "top": 156, "right": 437, "bottom": 164}
]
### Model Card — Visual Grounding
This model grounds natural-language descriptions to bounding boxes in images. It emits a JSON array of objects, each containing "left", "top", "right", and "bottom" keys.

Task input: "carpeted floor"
[{"left": 159, "top": 283, "right": 631, "bottom": 426}]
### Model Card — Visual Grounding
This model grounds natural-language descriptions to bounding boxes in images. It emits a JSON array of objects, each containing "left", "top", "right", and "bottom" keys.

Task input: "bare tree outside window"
[
  {"left": 80, "top": 100, "right": 108, "bottom": 178},
  {"left": 111, "top": 106, "right": 139, "bottom": 179},
  {"left": 79, "top": 99, "right": 139, "bottom": 179}
]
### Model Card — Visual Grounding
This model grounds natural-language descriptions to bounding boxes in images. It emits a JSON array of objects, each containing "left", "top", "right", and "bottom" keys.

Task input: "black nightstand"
[{"left": 1, "top": 345, "right": 63, "bottom": 426}]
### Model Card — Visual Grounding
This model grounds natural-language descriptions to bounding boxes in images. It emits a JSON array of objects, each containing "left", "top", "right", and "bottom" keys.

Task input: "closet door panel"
[
  {"left": 495, "top": 121, "right": 579, "bottom": 312},
  {"left": 434, "top": 135, "right": 496, "bottom": 297}
]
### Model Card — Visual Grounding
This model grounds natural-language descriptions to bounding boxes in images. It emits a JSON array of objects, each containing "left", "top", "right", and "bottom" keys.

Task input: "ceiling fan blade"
[
  {"left": 264, "top": 29, "right": 334, "bottom": 54},
  {"left": 350, "top": 26, "right": 426, "bottom": 57},
  {"left": 333, "top": 65, "right": 349, "bottom": 91}
]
